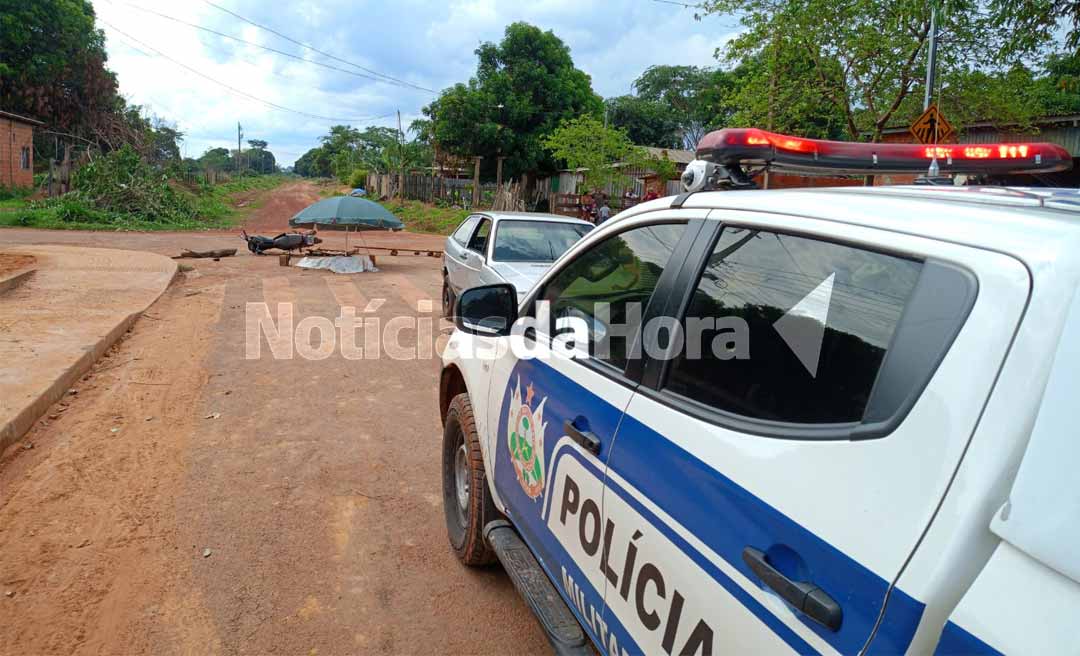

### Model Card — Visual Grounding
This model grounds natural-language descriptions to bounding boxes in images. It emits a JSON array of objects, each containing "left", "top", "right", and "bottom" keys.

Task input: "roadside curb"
[
  {"left": 0, "top": 249, "right": 179, "bottom": 454},
  {"left": 0, "top": 267, "right": 35, "bottom": 295}
]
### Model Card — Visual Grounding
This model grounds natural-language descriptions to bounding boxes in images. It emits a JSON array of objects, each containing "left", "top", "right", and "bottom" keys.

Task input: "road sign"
[{"left": 910, "top": 104, "right": 955, "bottom": 144}]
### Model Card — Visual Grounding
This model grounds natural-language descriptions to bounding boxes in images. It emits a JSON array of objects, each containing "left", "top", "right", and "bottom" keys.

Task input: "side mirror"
[{"left": 454, "top": 283, "right": 518, "bottom": 336}]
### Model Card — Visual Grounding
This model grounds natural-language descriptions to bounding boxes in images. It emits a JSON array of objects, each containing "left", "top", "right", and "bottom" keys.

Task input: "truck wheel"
[
  {"left": 442, "top": 392, "right": 497, "bottom": 566},
  {"left": 442, "top": 276, "right": 454, "bottom": 317}
]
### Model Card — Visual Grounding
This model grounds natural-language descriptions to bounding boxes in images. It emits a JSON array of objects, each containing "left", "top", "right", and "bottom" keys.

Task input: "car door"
[
  {"left": 458, "top": 216, "right": 492, "bottom": 291},
  {"left": 600, "top": 212, "right": 1031, "bottom": 655},
  {"left": 445, "top": 215, "right": 480, "bottom": 295},
  {"left": 483, "top": 214, "right": 704, "bottom": 652}
]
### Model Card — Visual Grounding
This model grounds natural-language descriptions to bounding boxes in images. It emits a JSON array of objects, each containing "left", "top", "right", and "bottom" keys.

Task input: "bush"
[
  {"left": 70, "top": 145, "right": 197, "bottom": 224},
  {"left": 0, "top": 185, "right": 33, "bottom": 201},
  {"left": 348, "top": 168, "right": 369, "bottom": 189}
]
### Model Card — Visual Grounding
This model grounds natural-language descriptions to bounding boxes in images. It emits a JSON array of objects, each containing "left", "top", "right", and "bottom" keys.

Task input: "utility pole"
[
  {"left": 397, "top": 110, "right": 405, "bottom": 203},
  {"left": 924, "top": 3, "right": 941, "bottom": 178},
  {"left": 923, "top": 4, "right": 939, "bottom": 112},
  {"left": 237, "top": 122, "right": 243, "bottom": 175}
]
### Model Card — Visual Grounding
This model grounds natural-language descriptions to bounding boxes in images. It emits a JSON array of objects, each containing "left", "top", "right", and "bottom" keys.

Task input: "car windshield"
[{"left": 492, "top": 220, "right": 592, "bottom": 262}]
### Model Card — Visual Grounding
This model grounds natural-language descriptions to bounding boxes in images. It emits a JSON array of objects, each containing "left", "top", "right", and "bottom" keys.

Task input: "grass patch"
[
  {"left": 191, "top": 174, "right": 290, "bottom": 224},
  {"left": 0, "top": 197, "right": 32, "bottom": 210},
  {"left": 379, "top": 199, "right": 469, "bottom": 235}
]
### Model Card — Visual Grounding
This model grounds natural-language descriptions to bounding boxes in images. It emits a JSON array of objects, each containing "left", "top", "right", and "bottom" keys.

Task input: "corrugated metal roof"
[
  {"left": 877, "top": 114, "right": 1080, "bottom": 156},
  {"left": 641, "top": 146, "right": 695, "bottom": 164},
  {"left": 959, "top": 125, "right": 1080, "bottom": 157}
]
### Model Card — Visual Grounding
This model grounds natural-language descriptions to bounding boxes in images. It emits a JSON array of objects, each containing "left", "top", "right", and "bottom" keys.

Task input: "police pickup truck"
[{"left": 437, "top": 128, "right": 1080, "bottom": 655}]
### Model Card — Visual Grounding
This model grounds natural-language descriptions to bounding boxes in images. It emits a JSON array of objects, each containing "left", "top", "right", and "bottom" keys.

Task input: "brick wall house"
[{"left": 1, "top": 110, "right": 43, "bottom": 189}]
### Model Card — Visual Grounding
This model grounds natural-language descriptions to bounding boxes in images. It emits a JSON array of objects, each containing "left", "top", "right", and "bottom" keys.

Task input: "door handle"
[
  {"left": 564, "top": 419, "right": 601, "bottom": 455},
  {"left": 742, "top": 547, "right": 842, "bottom": 631}
]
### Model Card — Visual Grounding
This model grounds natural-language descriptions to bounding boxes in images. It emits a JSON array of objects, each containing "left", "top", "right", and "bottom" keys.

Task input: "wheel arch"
[{"left": 439, "top": 364, "right": 467, "bottom": 426}]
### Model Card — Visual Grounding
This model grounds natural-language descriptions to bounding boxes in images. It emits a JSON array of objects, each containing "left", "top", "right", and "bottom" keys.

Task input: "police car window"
[
  {"left": 468, "top": 218, "right": 491, "bottom": 252},
  {"left": 452, "top": 216, "right": 479, "bottom": 245},
  {"left": 665, "top": 228, "right": 922, "bottom": 424},
  {"left": 540, "top": 223, "right": 685, "bottom": 371}
]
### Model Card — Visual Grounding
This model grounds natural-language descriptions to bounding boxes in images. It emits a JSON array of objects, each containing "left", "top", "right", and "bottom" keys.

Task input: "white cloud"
[{"left": 92, "top": 0, "right": 739, "bottom": 166}]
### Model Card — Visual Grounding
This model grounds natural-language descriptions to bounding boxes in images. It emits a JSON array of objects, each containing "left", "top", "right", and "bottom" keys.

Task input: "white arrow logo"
[{"left": 773, "top": 273, "right": 835, "bottom": 378}]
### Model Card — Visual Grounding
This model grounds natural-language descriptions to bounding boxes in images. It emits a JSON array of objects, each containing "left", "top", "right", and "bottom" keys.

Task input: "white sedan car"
[{"left": 442, "top": 212, "right": 592, "bottom": 314}]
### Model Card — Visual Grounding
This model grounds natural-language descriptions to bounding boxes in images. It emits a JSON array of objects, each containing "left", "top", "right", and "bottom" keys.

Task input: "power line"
[
  {"left": 650, "top": 0, "right": 702, "bottom": 8},
  {"left": 199, "top": 0, "right": 437, "bottom": 94},
  {"left": 100, "top": 20, "right": 390, "bottom": 124},
  {"left": 116, "top": 2, "right": 433, "bottom": 93}
]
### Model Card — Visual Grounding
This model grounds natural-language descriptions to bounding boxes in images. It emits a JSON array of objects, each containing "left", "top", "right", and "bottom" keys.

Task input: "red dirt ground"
[{"left": 0, "top": 180, "right": 545, "bottom": 655}]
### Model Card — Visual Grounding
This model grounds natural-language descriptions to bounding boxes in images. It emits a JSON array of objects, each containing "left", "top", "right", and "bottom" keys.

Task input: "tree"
[
  {"left": 146, "top": 121, "right": 183, "bottom": 165},
  {"left": 295, "top": 124, "right": 431, "bottom": 182},
  {"left": 247, "top": 139, "right": 268, "bottom": 150},
  {"left": 423, "top": 22, "right": 603, "bottom": 180},
  {"left": 1038, "top": 50, "right": 1080, "bottom": 114},
  {"left": 699, "top": 0, "right": 1054, "bottom": 142},
  {"left": 0, "top": 0, "right": 120, "bottom": 141},
  {"left": 543, "top": 115, "right": 674, "bottom": 192},
  {"left": 989, "top": 0, "right": 1080, "bottom": 54},
  {"left": 721, "top": 51, "right": 848, "bottom": 139},
  {"left": 294, "top": 147, "right": 330, "bottom": 177},
  {"left": 632, "top": 65, "right": 724, "bottom": 148},
  {"left": 198, "top": 147, "right": 233, "bottom": 172},
  {"left": 604, "top": 95, "right": 683, "bottom": 149}
]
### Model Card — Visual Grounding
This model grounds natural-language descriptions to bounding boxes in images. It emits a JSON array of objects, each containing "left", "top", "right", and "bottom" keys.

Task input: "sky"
[{"left": 91, "top": 0, "right": 743, "bottom": 167}]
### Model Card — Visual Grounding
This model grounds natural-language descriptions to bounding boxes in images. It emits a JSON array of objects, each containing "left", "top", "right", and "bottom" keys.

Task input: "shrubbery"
[
  {"left": 348, "top": 168, "right": 369, "bottom": 189},
  {"left": 68, "top": 145, "right": 198, "bottom": 224},
  {"left": 0, "top": 186, "right": 33, "bottom": 201},
  {"left": 0, "top": 148, "right": 289, "bottom": 231}
]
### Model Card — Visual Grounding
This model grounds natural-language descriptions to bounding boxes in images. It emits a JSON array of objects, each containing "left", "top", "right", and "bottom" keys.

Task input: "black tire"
[
  {"left": 442, "top": 392, "right": 497, "bottom": 566},
  {"left": 442, "top": 275, "right": 454, "bottom": 318}
]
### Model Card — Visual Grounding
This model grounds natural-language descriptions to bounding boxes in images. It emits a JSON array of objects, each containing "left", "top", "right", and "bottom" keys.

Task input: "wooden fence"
[{"left": 367, "top": 173, "right": 517, "bottom": 211}]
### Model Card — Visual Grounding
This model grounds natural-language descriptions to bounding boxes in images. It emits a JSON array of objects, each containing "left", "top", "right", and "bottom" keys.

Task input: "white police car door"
[
  {"left": 600, "top": 213, "right": 1031, "bottom": 655},
  {"left": 484, "top": 216, "right": 701, "bottom": 650}
]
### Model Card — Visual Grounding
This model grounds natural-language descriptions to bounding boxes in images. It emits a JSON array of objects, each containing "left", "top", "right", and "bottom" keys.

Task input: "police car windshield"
[{"left": 493, "top": 220, "right": 591, "bottom": 262}]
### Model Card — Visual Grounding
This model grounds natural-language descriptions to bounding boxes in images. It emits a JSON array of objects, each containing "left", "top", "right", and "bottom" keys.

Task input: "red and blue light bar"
[{"left": 696, "top": 128, "right": 1073, "bottom": 175}]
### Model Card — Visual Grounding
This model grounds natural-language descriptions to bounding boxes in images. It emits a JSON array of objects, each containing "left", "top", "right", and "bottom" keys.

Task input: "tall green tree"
[
  {"left": 198, "top": 147, "right": 232, "bottom": 172},
  {"left": 295, "top": 124, "right": 431, "bottom": 181},
  {"left": 699, "top": 0, "right": 1054, "bottom": 142},
  {"left": 0, "top": 0, "right": 119, "bottom": 139},
  {"left": 423, "top": 22, "right": 602, "bottom": 179},
  {"left": 604, "top": 95, "right": 683, "bottom": 149},
  {"left": 721, "top": 51, "right": 848, "bottom": 139},
  {"left": 989, "top": 0, "right": 1080, "bottom": 53},
  {"left": 245, "top": 140, "right": 276, "bottom": 174},
  {"left": 294, "top": 147, "right": 331, "bottom": 178},
  {"left": 632, "top": 65, "right": 725, "bottom": 148}
]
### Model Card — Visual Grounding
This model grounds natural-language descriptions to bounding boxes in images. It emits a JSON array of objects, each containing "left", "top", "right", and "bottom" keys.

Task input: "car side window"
[
  {"left": 664, "top": 227, "right": 923, "bottom": 424},
  {"left": 452, "top": 216, "right": 479, "bottom": 245},
  {"left": 540, "top": 223, "right": 686, "bottom": 372},
  {"left": 468, "top": 218, "right": 491, "bottom": 253}
]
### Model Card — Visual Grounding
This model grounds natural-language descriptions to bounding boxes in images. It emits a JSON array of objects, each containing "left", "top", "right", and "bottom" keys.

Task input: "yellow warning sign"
[{"left": 909, "top": 104, "right": 956, "bottom": 144}]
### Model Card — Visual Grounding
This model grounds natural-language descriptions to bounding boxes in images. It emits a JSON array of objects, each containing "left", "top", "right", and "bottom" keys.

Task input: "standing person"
[
  {"left": 579, "top": 190, "right": 594, "bottom": 222},
  {"left": 598, "top": 201, "right": 611, "bottom": 224}
]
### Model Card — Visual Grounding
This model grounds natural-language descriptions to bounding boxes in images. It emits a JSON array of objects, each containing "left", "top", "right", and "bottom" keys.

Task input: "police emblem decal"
[{"left": 507, "top": 377, "right": 547, "bottom": 500}]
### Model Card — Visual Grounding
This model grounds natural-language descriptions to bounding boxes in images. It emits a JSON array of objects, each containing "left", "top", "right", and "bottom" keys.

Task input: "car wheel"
[
  {"left": 442, "top": 392, "right": 497, "bottom": 566},
  {"left": 442, "top": 276, "right": 454, "bottom": 317}
]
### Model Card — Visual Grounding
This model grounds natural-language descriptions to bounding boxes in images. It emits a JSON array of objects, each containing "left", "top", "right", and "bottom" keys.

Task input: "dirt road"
[{"left": 0, "top": 181, "right": 548, "bottom": 655}]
